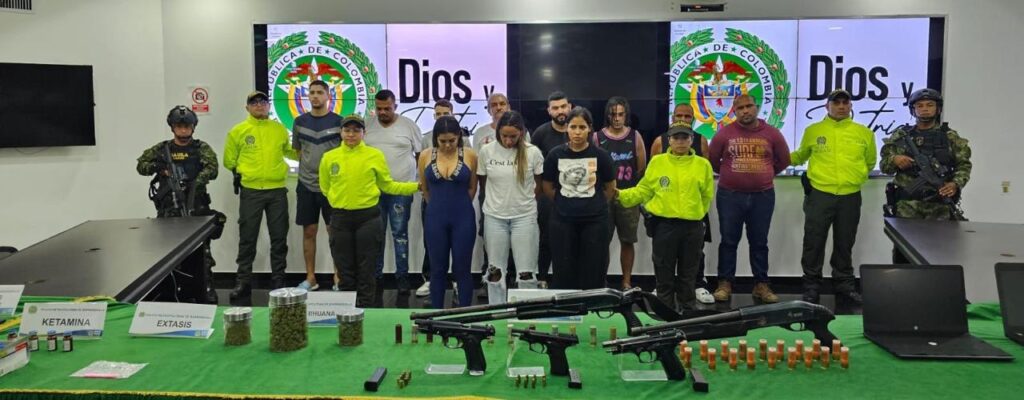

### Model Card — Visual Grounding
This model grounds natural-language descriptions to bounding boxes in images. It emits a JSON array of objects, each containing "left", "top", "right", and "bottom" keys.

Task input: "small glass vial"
[
  {"left": 62, "top": 334, "right": 74, "bottom": 352},
  {"left": 337, "top": 308, "right": 365, "bottom": 347},
  {"left": 223, "top": 307, "right": 253, "bottom": 346},
  {"left": 28, "top": 331, "right": 39, "bottom": 352},
  {"left": 46, "top": 331, "right": 58, "bottom": 352}
]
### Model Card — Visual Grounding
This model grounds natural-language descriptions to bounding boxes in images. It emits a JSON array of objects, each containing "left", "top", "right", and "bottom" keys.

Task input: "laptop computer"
[
  {"left": 861, "top": 264, "right": 1013, "bottom": 361},
  {"left": 995, "top": 263, "right": 1024, "bottom": 346}
]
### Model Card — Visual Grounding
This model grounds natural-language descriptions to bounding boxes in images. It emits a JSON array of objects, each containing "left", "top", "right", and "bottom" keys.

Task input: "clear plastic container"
[
  {"left": 223, "top": 307, "right": 252, "bottom": 346},
  {"left": 268, "top": 288, "right": 308, "bottom": 352},
  {"left": 337, "top": 308, "right": 364, "bottom": 347}
]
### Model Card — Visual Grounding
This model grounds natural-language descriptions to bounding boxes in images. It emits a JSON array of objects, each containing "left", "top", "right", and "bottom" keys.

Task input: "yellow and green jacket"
[
  {"left": 223, "top": 115, "right": 296, "bottom": 190},
  {"left": 619, "top": 150, "right": 714, "bottom": 221},
  {"left": 791, "top": 117, "right": 877, "bottom": 195},
  {"left": 319, "top": 142, "right": 418, "bottom": 210}
]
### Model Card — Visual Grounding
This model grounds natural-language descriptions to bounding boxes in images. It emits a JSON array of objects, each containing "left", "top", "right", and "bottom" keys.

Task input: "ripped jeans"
[
  {"left": 483, "top": 213, "right": 541, "bottom": 304},
  {"left": 375, "top": 194, "right": 414, "bottom": 280}
]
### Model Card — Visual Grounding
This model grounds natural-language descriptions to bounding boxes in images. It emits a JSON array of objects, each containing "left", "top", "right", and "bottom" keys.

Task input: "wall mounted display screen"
[{"left": 0, "top": 63, "right": 96, "bottom": 148}]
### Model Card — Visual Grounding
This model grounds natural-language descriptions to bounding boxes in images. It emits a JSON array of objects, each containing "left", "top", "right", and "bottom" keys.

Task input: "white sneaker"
[
  {"left": 695, "top": 288, "right": 715, "bottom": 304},
  {"left": 297, "top": 280, "right": 319, "bottom": 291},
  {"left": 415, "top": 281, "right": 430, "bottom": 297}
]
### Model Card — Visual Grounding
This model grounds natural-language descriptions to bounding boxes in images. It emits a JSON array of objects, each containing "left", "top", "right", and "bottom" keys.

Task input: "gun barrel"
[
  {"left": 410, "top": 297, "right": 549, "bottom": 320},
  {"left": 632, "top": 301, "right": 833, "bottom": 336},
  {"left": 511, "top": 328, "right": 580, "bottom": 343},
  {"left": 412, "top": 319, "right": 459, "bottom": 331},
  {"left": 510, "top": 328, "right": 533, "bottom": 336},
  {"left": 409, "top": 288, "right": 627, "bottom": 321},
  {"left": 413, "top": 319, "right": 495, "bottom": 334},
  {"left": 602, "top": 330, "right": 683, "bottom": 352},
  {"left": 631, "top": 310, "right": 742, "bottom": 335}
]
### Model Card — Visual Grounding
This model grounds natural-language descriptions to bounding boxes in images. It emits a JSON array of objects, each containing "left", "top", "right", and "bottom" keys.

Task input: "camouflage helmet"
[
  {"left": 166, "top": 105, "right": 199, "bottom": 128},
  {"left": 908, "top": 88, "right": 943, "bottom": 116}
]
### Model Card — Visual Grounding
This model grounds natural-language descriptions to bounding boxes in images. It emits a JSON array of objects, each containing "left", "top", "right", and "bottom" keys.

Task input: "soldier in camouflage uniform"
[
  {"left": 136, "top": 105, "right": 222, "bottom": 303},
  {"left": 880, "top": 89, "right": 972, "bottom": 262}
]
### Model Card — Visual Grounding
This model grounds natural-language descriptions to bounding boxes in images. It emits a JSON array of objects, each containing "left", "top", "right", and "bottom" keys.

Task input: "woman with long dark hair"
[
  {"left": 418, "top": 116, "right": 478, "bottom": 307},
  {"left": 477, "top": 111, "right": 545, "bottom": 303},
  {"left": 541, "top": 107, "right": 616, "bottom": 289}
]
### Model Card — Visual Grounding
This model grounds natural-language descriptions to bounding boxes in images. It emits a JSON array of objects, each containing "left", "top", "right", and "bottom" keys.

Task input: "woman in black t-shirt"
[{"left": 541, "top": 107, "right": 616, "bottom": 289}]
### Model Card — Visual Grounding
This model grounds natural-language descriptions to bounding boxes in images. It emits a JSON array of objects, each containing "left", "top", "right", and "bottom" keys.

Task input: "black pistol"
[
  {"left": 413, "top": 319, "right": 495, "bottom": 376},
  {"left": 511, "top": 327, "right": 580, "bottom": 376},
  {"left": 603, "top": 330, "right": 687, "bottom": 381}
]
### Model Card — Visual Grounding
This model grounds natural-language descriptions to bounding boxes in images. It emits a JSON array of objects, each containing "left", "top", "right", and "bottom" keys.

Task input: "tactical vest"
[
  {"left": 149, "top": 139, "right": 210, "bottom": 213},
  {"left": 165, "top": 139, "right": 203, "bottom": 181},
  {"left": 902, "top": 124, "right": 956, "bottom": 179}
]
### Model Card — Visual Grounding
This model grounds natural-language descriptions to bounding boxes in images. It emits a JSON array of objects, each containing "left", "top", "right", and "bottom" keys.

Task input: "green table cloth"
[{"left": 1, "top": 297, "right": 1022, "bottom": 399}]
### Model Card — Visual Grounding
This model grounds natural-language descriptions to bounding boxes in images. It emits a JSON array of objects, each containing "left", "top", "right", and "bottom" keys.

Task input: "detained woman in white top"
[{"left": 476, "top": 110, "right": 545, "bottom": 304}]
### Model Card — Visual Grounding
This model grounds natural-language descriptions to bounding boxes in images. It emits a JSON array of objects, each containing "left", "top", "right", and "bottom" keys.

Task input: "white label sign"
[
  {"left": 129, "top": 302, "right": 216, "bottom": 339},
  {"left": 18, "top": 302, "right": 107, "bottom": 339},
  {"left": 507, "top": 289, "right": 583, "bottom": 323},
  {"left": 0, "top": 338, "right": 29, "bottom": 378},
  {"left": 306, "top": 291, "right": 357, "bottom": 327},
  {"left": 0, "top": 285, "right": 24, "bottom": 317}
]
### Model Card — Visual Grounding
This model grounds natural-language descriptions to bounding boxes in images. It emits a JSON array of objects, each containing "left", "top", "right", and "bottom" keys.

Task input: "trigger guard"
[{"left": 443, "top": 337, "right": 461, "bottom": 349}]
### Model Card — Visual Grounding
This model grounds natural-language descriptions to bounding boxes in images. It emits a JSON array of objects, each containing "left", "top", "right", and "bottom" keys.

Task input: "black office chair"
[{"left": 0, "top": 246, "right": 17, "bottom": 261}]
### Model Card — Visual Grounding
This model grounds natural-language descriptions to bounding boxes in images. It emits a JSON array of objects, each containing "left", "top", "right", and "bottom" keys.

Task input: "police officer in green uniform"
[
  {"left": 880, "top": 88, "right": 972, "bottom": 262},
  {"left": 136, "top": 105, "right": 223, "bottom": 303}
]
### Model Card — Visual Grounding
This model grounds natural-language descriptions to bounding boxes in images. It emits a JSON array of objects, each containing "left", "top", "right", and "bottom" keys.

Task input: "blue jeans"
[
  {"left": 716, "top": 187, "right": 775, "bottom": 283},
  {"left": 376, "top": 194, "right": 414, "bottom": 279},
  {"left": 483, "top": 213, "right": 541, "bottom": 302}
]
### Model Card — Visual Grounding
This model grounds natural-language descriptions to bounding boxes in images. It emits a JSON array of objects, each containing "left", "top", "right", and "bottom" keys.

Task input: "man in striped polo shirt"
[{"left": 293, "top": 80, "right": 343, "bottom": 291}]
